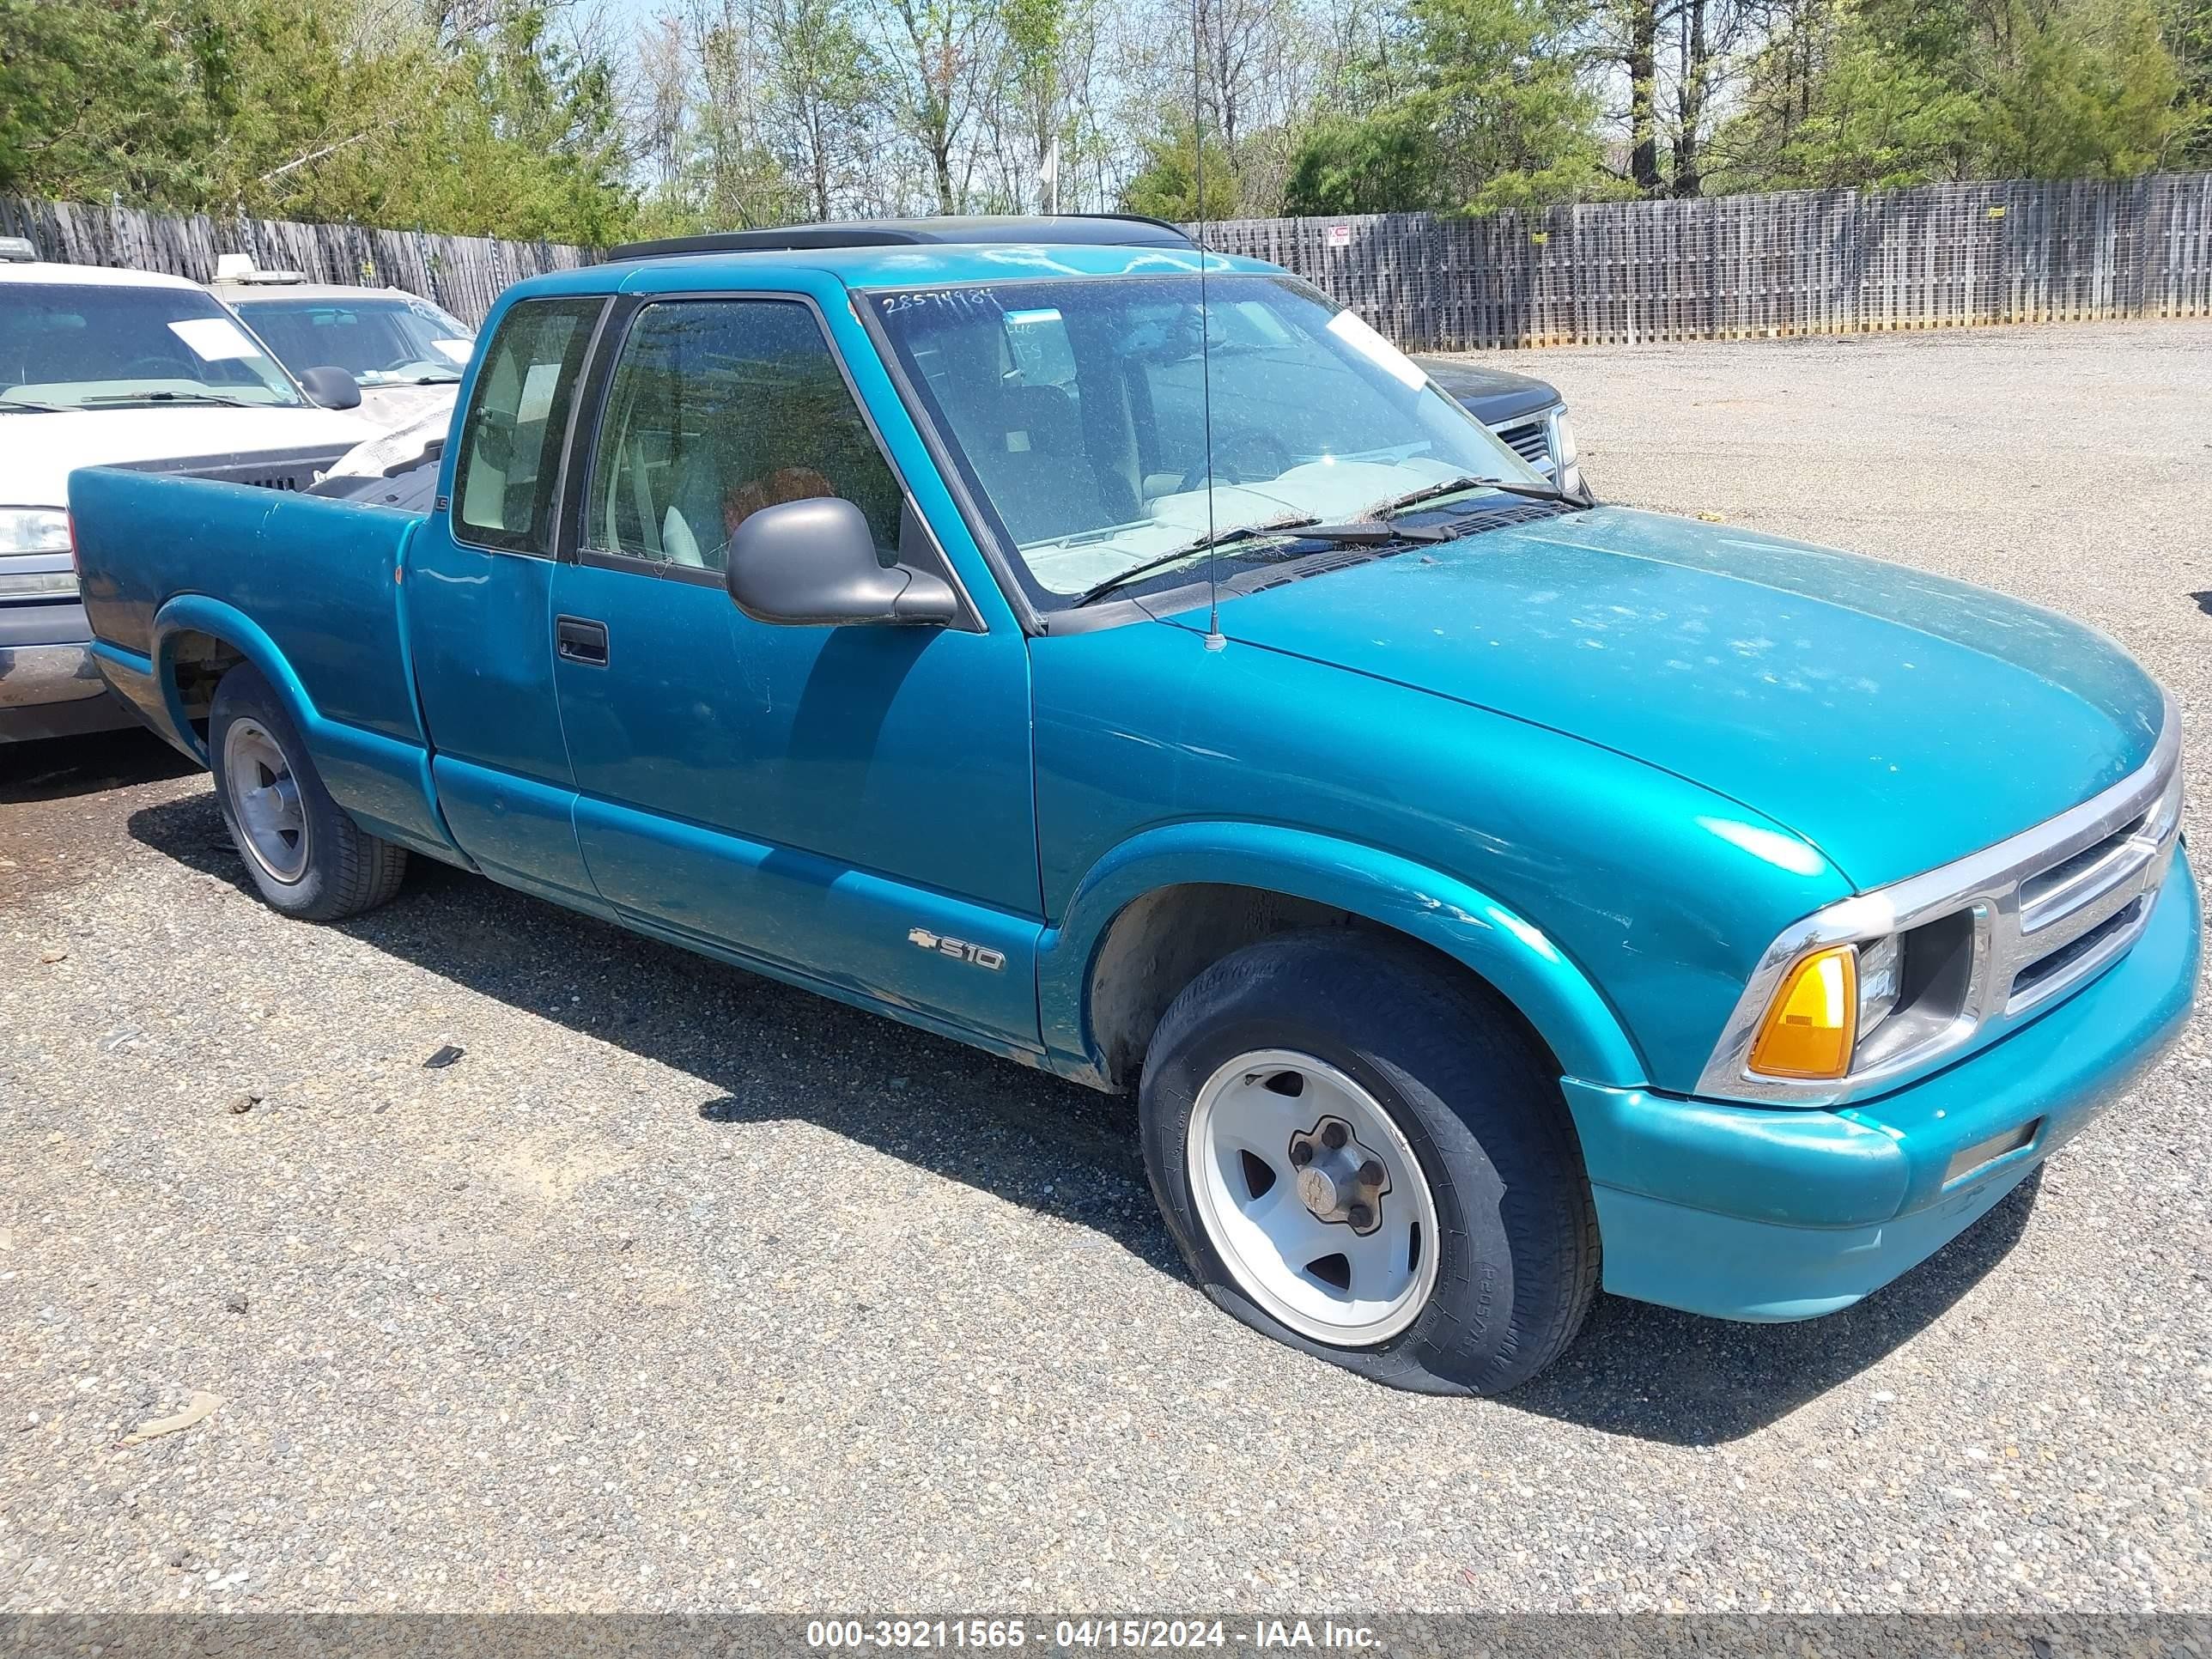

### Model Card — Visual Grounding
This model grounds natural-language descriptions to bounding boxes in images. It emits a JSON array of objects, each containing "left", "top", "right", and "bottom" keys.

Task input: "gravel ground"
[{"left": 3, "top": 321, "right": 2209, "bottom": 1616}]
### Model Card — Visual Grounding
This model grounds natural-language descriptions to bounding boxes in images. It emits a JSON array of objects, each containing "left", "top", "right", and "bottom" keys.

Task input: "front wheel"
[
  {"left": 209, "top": 663, "right": 407, "bottom": 921},
  {"left": 1138, "top": 931, "right": 1600, "bottom": 1395}
]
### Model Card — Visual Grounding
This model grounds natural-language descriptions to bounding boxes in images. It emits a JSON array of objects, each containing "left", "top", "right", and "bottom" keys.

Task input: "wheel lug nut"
[
  {"left": 1358, "top": 1159, "right": 1385, "bottom": 1187},
  {"left": 1321, "top": 1121, "right": 1348, "bottom": 1150},
  {"left": 1346, "top": 1202, "right": 1374, "bottom": 1230},
  {"left": 1288, "top": 1141, "right": 1313, "bottom": 1168}
]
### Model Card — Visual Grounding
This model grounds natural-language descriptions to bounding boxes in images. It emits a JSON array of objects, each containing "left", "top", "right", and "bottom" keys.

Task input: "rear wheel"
[
  {"left": 209, "top": 664, "right": 406, "bottom": 921},
  {"left": 1138, "top": 930, "right": 1600, "bottom": 1395}
]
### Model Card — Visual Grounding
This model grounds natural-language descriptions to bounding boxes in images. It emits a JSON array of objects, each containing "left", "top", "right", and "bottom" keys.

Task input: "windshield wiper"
[
  {"left": 0, "top": 398, "right": 71, "bottom": 413},
  {"left": 1069, "top": 520, "right": 1319, "bottom": 608},
  {"left": 82, "top": 391, "right": 255, "bottom": 409},
  {"left": 1373, "top": 473, "right": 1593, "bottom": 516},
  {"left": 1067, "top": 513, "right": 1461, "bottom": 609}
]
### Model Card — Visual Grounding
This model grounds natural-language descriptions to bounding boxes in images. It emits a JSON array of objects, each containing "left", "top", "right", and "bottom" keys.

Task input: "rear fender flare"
[
  {"left": 150, "top": 594, "right": 313, "bottom": 765},
  {"left": 150, "top": 593, "right": 455, "bottom": 860},
  {"left": 1040, "top": 822, "right": 1647, "bottom": 1089}
]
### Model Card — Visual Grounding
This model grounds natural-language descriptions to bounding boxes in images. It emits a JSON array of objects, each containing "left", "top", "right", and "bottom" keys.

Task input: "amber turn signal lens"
[{"left": 1747, "top": 945, "right": 1859, "bottom": 1079}]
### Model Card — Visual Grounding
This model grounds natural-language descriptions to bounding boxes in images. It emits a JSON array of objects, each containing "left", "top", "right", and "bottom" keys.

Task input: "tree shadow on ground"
[{"left": 131, "top": 787, "right": 2041, "bottom": 1446}]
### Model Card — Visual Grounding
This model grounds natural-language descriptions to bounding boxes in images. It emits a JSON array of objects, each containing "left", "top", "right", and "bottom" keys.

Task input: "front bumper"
[{"left": 1564, "top": 841, "right": 2199, "bottom": 1321}]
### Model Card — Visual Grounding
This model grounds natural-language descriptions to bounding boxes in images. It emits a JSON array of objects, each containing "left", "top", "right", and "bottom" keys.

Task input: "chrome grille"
[
  {"left": 1698, "top": 695, "right": 2183, "bottom": 1106},
  {"left": 2011, "top": 896, "right": 2146, "bottom": 1005},
  {"left": 2017, "top": 810, "right": 2149, "bottom": 930},
  {"left": 2003, "top": 783, "right": 2177, "bottom": 1013},
  {"left": 1491, "top": 419, "right": 1551, "bottom": 468}
]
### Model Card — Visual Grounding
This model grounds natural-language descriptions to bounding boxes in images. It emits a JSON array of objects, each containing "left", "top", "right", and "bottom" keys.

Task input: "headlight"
[
  {"left": 0, "top": 506, "right": 70, "bottom": 556},
  {"left": 1855, "top": 933, "right": 1902, "bottom": 1041},
  {"left": 1549, "top": 408, "right": 1577, "bottom": 470},
  {"left": 1746, "top": 932, "right": 1906, "bottom": 1080},
  {"left": 0, "top": 507, "right": 75, "bottom": 598},
  {"left": 1711, "top": 693, "right": 2180, "bottom": 1104}
]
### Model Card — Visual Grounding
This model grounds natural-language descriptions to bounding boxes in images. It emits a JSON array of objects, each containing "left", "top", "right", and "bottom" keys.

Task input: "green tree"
[
  {"left": 1714, "top": 0, "right": 2197, "bottom": 187},
  {"left": 1119, "top": 119, "right": 1242, "bottom": 218},
  {"left": 0, "top": 0, "right": 223, "bottom": 204},
  {"left": 2166, "top": 0, "right": 2212, "bottom": 160},
  {"left": 1281, "top": 106, "right": 1444, "bottom": 212},
  {"left": 1277, "top": 0, "right": 1614, "bottom": 214},
  {"left": 1711, "top": 0, "right": 1979, "bottom": 187},
  {"left": 0, "top": 0, "right": 635, "bottom": 245},
  {"left": 1974, "top": 0, "right": 2191, "bottom": 174},
  {"left": 764, "top": 0, "right": 882, "bottom": 221}
]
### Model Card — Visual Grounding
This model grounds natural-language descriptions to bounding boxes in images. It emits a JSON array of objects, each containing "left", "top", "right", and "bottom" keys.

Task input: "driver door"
[{"left": 548, "top": 293, "right": 1042, "bottom": 1049}]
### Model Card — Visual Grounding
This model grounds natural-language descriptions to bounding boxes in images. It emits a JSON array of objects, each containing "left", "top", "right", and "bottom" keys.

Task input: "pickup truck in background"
[
  {"left": 70, "top": 216, "right": 2197, "bottom": 1395},
  {"left": 1413, "top": 356, "right": 1583, "bottom": 498},
  {"left": 1, "top": 246, "right": 375, "bottom": 743}
]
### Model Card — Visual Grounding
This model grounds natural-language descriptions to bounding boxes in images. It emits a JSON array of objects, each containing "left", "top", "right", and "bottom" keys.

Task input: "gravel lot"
[{"left": 3, "top": 321, "right": 2209, "bottom": 1615}]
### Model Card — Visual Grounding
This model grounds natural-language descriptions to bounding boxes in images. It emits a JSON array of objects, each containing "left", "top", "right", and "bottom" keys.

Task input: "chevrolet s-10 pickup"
[{"left": 69, "top": 214, "right": 2198, "bottom": 1395}]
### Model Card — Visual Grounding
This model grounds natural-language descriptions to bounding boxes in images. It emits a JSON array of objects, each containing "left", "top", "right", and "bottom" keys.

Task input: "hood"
[
  {"left": 1205, "top": 506, "right": 2165, "bottom": 889},
  {"left": 0, "top": 404, "right": 380, "bottom": 507},
  {"left": 1412, "top": 356, "right": 1561, "bottom": 426},
  {"left": 356, "top": 382, "right": 459, "bottom": 434}
]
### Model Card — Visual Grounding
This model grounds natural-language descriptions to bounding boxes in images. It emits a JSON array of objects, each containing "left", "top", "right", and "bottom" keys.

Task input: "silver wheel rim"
[
  {"left": 1185, "top": 1048, "right": 1441, "bottom": 1346},
  {"left": 222, "top": 717, "right": 310, "bottom": 885}
]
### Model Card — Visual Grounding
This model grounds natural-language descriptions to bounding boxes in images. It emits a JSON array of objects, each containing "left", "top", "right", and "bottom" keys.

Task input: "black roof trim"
[{"left": 608, "top": 214, "right": 1194, "bottom": 262}]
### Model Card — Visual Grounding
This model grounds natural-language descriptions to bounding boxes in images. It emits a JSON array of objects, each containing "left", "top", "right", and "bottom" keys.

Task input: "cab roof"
[
  {"left": 0, "top": 260, "right": 205, "bottom": 290},
  {"left": 609, "top": 213, "right": 1193, "bottom": 259},
  {"left": 506, "top": 236, "right": 1284, "bottom": 307}
]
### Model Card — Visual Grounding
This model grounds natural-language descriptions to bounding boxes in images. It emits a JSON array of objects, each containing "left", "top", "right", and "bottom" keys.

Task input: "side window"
[
  {"left": 452, "top": 297, "right": 601, "bottom": 554},
  {"left": 586, "top": 300, "right": 901, "bottom": 574}
]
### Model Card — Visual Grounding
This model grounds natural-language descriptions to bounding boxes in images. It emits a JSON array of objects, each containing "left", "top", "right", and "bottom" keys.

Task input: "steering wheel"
[{"left": 1212, "top": 429, "right": 1293, "bottom": 486}]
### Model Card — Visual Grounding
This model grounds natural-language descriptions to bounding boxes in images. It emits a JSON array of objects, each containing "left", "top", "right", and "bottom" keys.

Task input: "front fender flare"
[{"left": 1038, "top": 822, "right": 1647, "bottom": 1088}]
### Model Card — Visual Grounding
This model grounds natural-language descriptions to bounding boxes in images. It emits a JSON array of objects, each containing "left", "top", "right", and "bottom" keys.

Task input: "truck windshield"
[
  {"left": 869, "top": 273, "right": 1540, "bottom": 609},
  {"left": 0, "top": 282, "right": 304, "bottom": 409},
  {"left": 231, "top": 295, "right": 473, "bottom": 387}
]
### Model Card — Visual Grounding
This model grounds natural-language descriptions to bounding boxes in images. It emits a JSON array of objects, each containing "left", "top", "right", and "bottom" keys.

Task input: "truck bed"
[
  {"left": 68, "top": 465, "right": 465, "bottom": 864},
  {"left": 71, "top": 466, "right": 428, "bottom": 750}
]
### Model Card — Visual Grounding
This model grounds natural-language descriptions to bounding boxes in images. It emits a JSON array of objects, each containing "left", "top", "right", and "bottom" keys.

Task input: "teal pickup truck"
[{"left": 70, "top": 216, "right": 2197, "bottom": 1395}]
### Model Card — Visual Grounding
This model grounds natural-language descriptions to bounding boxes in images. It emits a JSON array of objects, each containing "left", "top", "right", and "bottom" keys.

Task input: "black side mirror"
[
  {"left": 298, "top": 365, "right": 363, "bottom": 411},
  {"left": 726, "top": 496, "right": 958, "bottom": 627}
]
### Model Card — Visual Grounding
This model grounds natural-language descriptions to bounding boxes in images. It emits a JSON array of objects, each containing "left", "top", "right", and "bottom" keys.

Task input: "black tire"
[
  {"left": 1138, "top": 929, "right": 1600, "bottom": 1395},
  {"left": 208, "top": 663, "right": 407, "bottom": 921}
]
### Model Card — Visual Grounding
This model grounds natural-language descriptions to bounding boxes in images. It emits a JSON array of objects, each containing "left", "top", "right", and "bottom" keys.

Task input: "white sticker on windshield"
[
  {"left": 431, "top": 337, "right": 472, "bottom": 363},
  {"left": 1326, "top": 308, "right": 1426, "bottom": 390},
  {"left": 167, "top": 317, "right": 260, "bottom": 362},
  {"left": 517, "top": 361, "right": 562, "bottom": 424}
]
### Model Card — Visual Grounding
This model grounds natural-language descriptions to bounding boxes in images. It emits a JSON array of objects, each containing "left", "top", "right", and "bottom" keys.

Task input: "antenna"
[{"left": 1192, "top": 0, "right": 1223, "bottom": 648}]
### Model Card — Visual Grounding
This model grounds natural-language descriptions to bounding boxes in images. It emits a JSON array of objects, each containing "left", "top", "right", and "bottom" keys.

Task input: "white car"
[
  {"left": 210, "top": 260, "right": 475, "bottom": 435},
  {"left": 0, "top": 244, "right": 378, "bottom": 741}
]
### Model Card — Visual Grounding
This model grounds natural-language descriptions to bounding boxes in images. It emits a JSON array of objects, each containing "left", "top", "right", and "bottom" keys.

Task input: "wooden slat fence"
[
  {"left": 0, "top": 199, "right": 593, "bottom": 325},
  {"left": 1200, "top": 173, "right": 2212, "bottom": 349},
  {"left": 6, "top": 174, "right": 2211, "bottom": 347}
]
